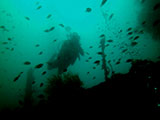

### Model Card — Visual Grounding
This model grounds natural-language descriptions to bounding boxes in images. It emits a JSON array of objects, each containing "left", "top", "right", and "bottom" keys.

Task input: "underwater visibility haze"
[{"left": 0, "top": 0, "right": 160, "bottom": 113}]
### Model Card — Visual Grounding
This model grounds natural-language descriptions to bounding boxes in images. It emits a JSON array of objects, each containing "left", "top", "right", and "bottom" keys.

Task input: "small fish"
[
  {"left": 85, "top": 60, "right": 89, "bottom": 62},
  {"left": 127, "top": 27, "right": 132, "bottom": 31},
  {"left": 36, "top": 5, "right": 42, "bottom": 10},
  {"left": 85, "top": 52, "right": 90, "bottom": 55},
  {"left": 63, "top": 68, "right": 67, "bottom": 72},
  {"left": 32, "top": 81, "right": 35, "bottom": 84},
  {"left": 13, "top": 72, "right": 23, "bottom": 82},
  {"left": 105, "top": 44, "right": 109, "bottom": 47},
  {"left": 2, "top": 42, "right": 8, "bottom": 45},
  {"left": 35, "top": 44, "right": 40, "bottom": 47},
  {"left": 44, "top": 29, "right": 49, "bottom": 32},
  {"left": 119, "top": 30, "right": 123, "bottom": 33},
  {"left": 35, "top": 63, "right": 43, "bottom": 69},
  {"left": 11, "top": 48, "right": 14, "bottom": 51},
  {"left": 100, "top": 0, "right": 107, "bottom": 7},
  {"left": 129, "top": 36, "right": 133, "bottom": 40},
  {"left": 138, "top": 30, "right": 144, "bottom": 34},
  {"left": 97, "top": 52, "right": 103, "bottom": 55},
  {"left": 39, "top": 51, "right": 43, "bottom": 55},
  {"left": 142, "top": 21, "right": 146, "bottom": 25},
  {"left": 8, "top": 38, "right": 12, "bottom": 41},
  {"left": 42, "top": 71, "right": 46, "bottom": 75},
  {"left": 25, "top": 16, "right": 30, "bottom": 20},
  {"left": 37, "top": 94, "right": 44, "bottom": 99},
  {"left": 131, "top": 42, "right": 138, "bottom": 46},
  {"left": 153, "top": 3, "right": 160, "bottom": 11},
  {"left": 122, "top": 49, "right": 128, "bottom": 53},
  {"left": 88, "top": 57, "right": 92, "bottom": 59},
  {"left": 93, "top": 67, "right": 96, "bottom": 69},
  {"left": 49, "top": 26, "right": 55, "bottom": 31},
  {"left": 46, "top": 14, "right": 52, "bottom": 19},
  {"left": 133, "top": 36, "right": 140, "bottom": 40},
  {"left": 44, "top": 26, "right": 55, "bottom": 32},
  {"left": 89, "top": 46, "right": 93, "bottom": 48},
  {"left": 126, "top": 59, "right": 132, "bottom": 63},
  {"left": 109, "top": 13, "right": 114, "bottom": 20},
  {"left": 59, "top": 24, "right": 64, "bottom": 27},
  {"left": 99, "top": 34, "right": 105, "bottom": 38},
  {"left": 0, "top": 25, "right": 9, "bottom": 31},
  {"left": 92, "top": 76, "right": 96, "bottom": 80},
  {"left": 86, "top": 8, "right": 92, "bottom": 12},
  {"left": 107, "top": 39, "right": 113, "bottom": 42},
  {"left": 153, "top": 19, "right": 160, "bottom": 27},
  {"left": 40, "top": 83, "right": 44, "bottom": 87},
  {"left": 115, "top": 59, "right": 121, "bottom": 65},
  {"left": 24, "top": 61, "right": 31, "bottom": 65},
  {"left": 127, "top": 32, "right": 133, "bottom": 35},
  {"left": 87, "top": 72, "right": 90, "bottom": 74},
  {"left": 94, "top": 60, "right": 100, "bottom": 65},
  {"left": 18, "top": 100, "right": 24, "bottom": 105}
]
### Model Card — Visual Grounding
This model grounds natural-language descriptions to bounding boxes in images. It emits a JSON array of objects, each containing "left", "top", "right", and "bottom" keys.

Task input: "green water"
[{"left": 0, "top": 0, "right": 160, "bottom": 110}]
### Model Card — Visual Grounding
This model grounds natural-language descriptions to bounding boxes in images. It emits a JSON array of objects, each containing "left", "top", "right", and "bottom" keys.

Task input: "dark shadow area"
[{"left": 0, "top": 60, "right": 160, "bottom": 114}]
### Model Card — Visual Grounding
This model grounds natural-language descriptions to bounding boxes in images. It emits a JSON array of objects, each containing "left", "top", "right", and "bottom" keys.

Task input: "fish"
[
  {"left": 2, "top": 42, "right": 8, "bottom": 45},
  {"left": 46, "top": 14, "right": 52, "bottom": 19},
  {"left": 24, "top": 61, "right": 31, "bottom": 65},
  {"left": 0, "top": 25, "right": 9, "bottom": 31},
  {"left": 126, "top": 59, "right": 132, "bottom": 63},
  {"left": 127, "top": 32, "right": 133, "bottom": 35},
  {"left": 85, "top": 60, "right": 89, "bottom": 62},
  {"left": 122, "top": 49, "right": 128, "bottom": 53},
  {"left": 153, "top": 3, "right": 160, "bottom": 11},
  {"left": 127, "top": 27, "right": 132, "bottom": 31},
  {"left": 97, "top": 52, "right": 103, "bottom": 55},
  {"left": 129, "top": 36, "right": 133, "bottom": 40},
  {"left": 100, "top": 0, "right": 107, "bottom": 7},
  {"left": 44, "top": 26, "right": 55, "bottom": 32},
  {"left": 40, "top": 83, "right": 44, "bottom": 87},
  {"left": 18, "top": 100, "right": 24, "bottom": 105},
  {"left": 37, "top": 94, "right": 44, "bottom": 99},
  {"left": 86, "top": 8, "right": 92, "bottom": 12},
  {"left": 49, "top": 27, "right": 55, "bottom": 31},
  {"left": 93, "top": 67, "right": 96, "bottom": 69},
  {"left": 87, "top": 72, "right": 90, "bottom": 74},
  {"left": 53, "top": 39, "right": 57, "bottom": 42},
  {"left": 32, "top": 81, "right": 35, "bottom": 84},
  {"left": 88, "top": 57, "right": 92, "bottom": 59},
  {"left": 115, "top": 58, "right": 121, "bottom": 65},
  {"left": 131, "top": 41, "right": 138, "bottom": 46},
  {"left": 109, "top": 13, "right": 114, "bottom": 20},
  {"left": 92, "top": 76, "right": 96, "bottom": 80},
  {"left": 133, "top": 36, "right": 140, "bottom": 40},
  {"left": 8, "top": 38, "right": 12, "bottom": 41},
  {"left": 59, "top": 24, "right": 64, "bottom": 27},
  {"left": 35, "top": 44, "right": 40, "bottom": 47},
  {"left": 94, "top": 60, "right": 100, "bottom": 65},
  {"left": 107, "top": 39, "right": 113, "bottom": 42},
  {"left": 153, "top": 19, "right": 160, "bottom": 27},
  {"left": 42, "top": 71, "right": 46, "bottom": 75},
  {"left": 25, "top": 16, "right": 30, "bottom": 20},
  {"left": 13, "top": 72, "right": 23, "bottom": 82},
  {"left": 142, "top": 21, "right": 146, "bottom": 25},
  {"left": 36, "top": 5, "right": 42, "bottom": 10},
  {"left": 89, "top": 46, "right": 93, "bottom": 48},
  {"left": 39, "top": 51, "right": 43, "bottom": 55},
  {"left": 35, "top": 63, "right": 43, "bottom": 69},
  {"left": 11, "top": 48, "right": 14, "bottom": 51},
  {"left": 99, "top": 34, "right": 105, "bottom": 38}
]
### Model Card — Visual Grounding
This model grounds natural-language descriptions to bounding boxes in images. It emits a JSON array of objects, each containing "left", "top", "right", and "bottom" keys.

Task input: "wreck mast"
[{"left": 100, "top": 35, "right": 109, "bottom": 81}]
